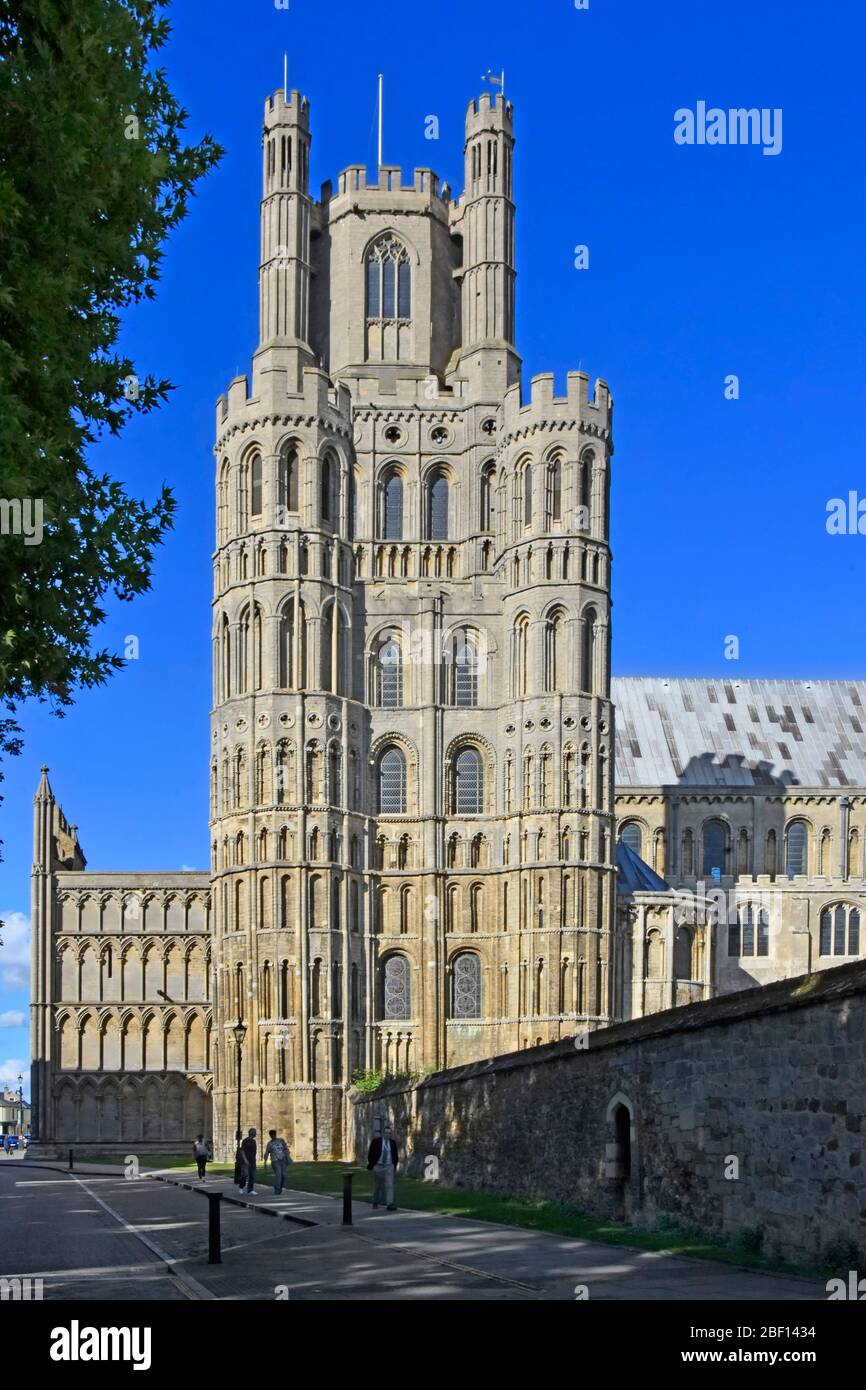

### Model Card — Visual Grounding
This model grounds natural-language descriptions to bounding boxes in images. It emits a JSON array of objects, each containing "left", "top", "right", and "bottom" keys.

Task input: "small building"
[{"left": 0, "top": 1085, "right": 31, "bottom": 1136}]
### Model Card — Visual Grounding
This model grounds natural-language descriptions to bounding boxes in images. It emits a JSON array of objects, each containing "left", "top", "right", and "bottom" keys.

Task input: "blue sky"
[{"left": 1, "top": 0, "right": 865, "bottom": 1085}]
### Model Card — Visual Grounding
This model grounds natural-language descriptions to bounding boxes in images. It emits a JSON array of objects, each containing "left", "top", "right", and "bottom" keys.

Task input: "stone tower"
[{"left": 210, "top": 86, "right": 615, "bottom": 1160}]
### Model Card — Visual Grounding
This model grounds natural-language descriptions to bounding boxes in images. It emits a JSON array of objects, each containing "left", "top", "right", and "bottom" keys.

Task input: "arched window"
[
  {"left": 381, "top": 471, "right": 404, "bottom": 540},
  {"left": 578, "top": 451, "right": 593, "bottom": 529},
  {"left": 452, "top": 630, "right": 479, "bottom": 707},
  {"left": 619, "top": 822, "right": 643, "bottom": 859},
  {"left": 378, "top": 747, "right": 407, "bottom": 814},
  {"left": 278, "top": 600, "right": 305, "bottom": 689},
  {"left": 427, "top": 470, "right": 449, "bottom": 540},
  {"left": 372, "top": 636, "right": 403, "bottom": 707},
  {"left": 320, "top": 455, "right": 335, "bottom": 526},
  {"left": 580, "top": 609, "right": 596, "bottom": 693},
  {"left": 217, "top": 460, "right": 230, "bottom": 542},
  {"left": 454, "top": 748, "right": 483, "bottom": 814},
  {"left": 383, "top": 955, "right": 411, "bottom": 1019},
  {"left": 321, "top": 602, "right": 348, "bottom": 697},
  {"left": 547, "top": 457, "right": 562, "bottom": 525},
  {"left": 250, "top": 453, "right": 263, "bottom": 516},
  {"left": 820, "top": 903, "right": 860, "bottom": 956},
  {"left": 450, "top": 952, "right": 481, "bottom": 1018},
  {"left": 702, "top": 820, "right": 727, "bottom": 878},
  {"left": 366, "top": 235, "right": 411, "bottom": 321},
  {"left": 278, "top": 444, "right": 298, "bottom": 514},
  {"left": 480, "top": 464, "right": 495, "bottom": 531},
  {"left": 785, "top": 821, "right": 809, "bottom": 878},
  {"left": 545, "top": 609, "right": 565, "bottom": 692},
  {"left": 523, "top": 462, "right": 533, "bottom": 527},
  {"left": 514, "top": 613, "right": 530, "bottom": 697}
]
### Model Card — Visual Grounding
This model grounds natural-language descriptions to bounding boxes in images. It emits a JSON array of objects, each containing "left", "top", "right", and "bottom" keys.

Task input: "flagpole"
[{"left": 377, "top": 74, "right": 383, "bottom": 169}]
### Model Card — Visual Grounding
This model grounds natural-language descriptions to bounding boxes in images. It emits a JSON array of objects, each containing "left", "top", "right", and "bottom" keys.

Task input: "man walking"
[
  {"left": 264, "top": 1129, "right": 292, "bottom": 1195},
  {"left": 367, "top": 1125, "right": 398, "bottom": 1211},
  {"left": 192, "top": 1134, "right": 210, "bottom": 1182},
  {"left": 240, "top": 1127, "right": 258, "bottom": 1195}
]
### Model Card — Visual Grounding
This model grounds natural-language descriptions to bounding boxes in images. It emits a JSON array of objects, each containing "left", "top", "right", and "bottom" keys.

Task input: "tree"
[{"left": 0, "top": 0, "right": 221, "bottom": 807}]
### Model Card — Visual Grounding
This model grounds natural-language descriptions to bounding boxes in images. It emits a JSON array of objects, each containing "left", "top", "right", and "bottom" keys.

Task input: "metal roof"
[
  {"left": 615, "top": 840, "right": 671, "bottom": 894},
  {"left": 612, "top": 677, "right": 866, "bottom": 790}
]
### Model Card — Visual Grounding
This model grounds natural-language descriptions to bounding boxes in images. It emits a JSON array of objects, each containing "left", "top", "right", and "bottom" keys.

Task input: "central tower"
[{"left": 210, "top": 87, "right": 615, "bottom": 1161}]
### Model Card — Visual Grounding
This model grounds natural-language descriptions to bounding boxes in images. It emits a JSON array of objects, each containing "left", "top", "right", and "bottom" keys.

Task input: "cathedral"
[{"left": 29, "top": 85, "right": 866, "bottom": 1160}]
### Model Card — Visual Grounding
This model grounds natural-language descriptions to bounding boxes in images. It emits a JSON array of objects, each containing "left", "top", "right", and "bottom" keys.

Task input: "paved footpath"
[{"left": 10, "top": 1157, "right": 827, "bottom": 1301}]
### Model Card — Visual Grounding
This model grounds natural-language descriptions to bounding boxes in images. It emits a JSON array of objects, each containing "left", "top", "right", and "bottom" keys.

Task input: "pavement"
[{"left": 0, "top": 1157, "right": 829, "bottom": 1301}]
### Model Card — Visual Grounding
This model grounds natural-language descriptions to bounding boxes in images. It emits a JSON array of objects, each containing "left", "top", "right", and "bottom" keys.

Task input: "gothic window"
[
  {"left": 480, "top": 463, "right": 495, "bottom": 531},
  {"left": 378, "top": 747, "right": 407, "bottom": 814},
  {"left": 820, "top": 903, "right": 860, "bottom": 956},
  {"left": 522, "top": 749, "right": 533, "bottom": 811},
  {"left": 236, "top": 458, "right": 249, "bottom": 532},
  {"left": 450, "top": 952, "right": 482, "bottom": 1018},
  {"left": 372, "top": 635, "right": 403, "bottom": 707},
  {"left": 381, "top": 471, "right": 404, "bottom": 540},
  {"left": 278, "top": 444, "right": 298, "bottom": 515},
  {"left": 427, "top": 470, "right": 449, "bottom": 540},
  {"left": 250, "top": 453, "right": 263, "bottom": 516},
  {"left": 702, "top": 820, "right": 727, "bottom": 878},
  {"left": 328, "top": 743, "right": 342, "bottom": 807},
  {"left": 539, "top": 746, "right": 552, "bottom": 806},
  {"left": 453, "top": 748, "right": 483, "bottom": 814},
  {"left": 383, "top": 954, "right": 411, "bottom": 1019},
  {"left": 451, "top": 630, "right": 479, "bottom": 707},
  {"left": 522, "top": 462, "right": 533, "bottom": 527},
  {"left": 220, "top": 614, "right": 231, "bottom": 699},
  {"left": 619, "top": 822, "right": 643, "bottom": 859},
  {"left": 785, "top": 821, "right": 809, "bottom": 878},
  {"left": 562, "top": 748, "right": 575, "bottom": 807},
  {"left": 366, "top": 235, "right": 411, "bottom": 321},
  {"left": 321, "top": 602, "right": 348, "bottom": 697}
]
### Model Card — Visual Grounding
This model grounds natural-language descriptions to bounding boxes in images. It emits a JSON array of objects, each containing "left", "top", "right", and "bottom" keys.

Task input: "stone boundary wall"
[{"left": 352, "top": 960, "right": 866, "bottom": 1267}]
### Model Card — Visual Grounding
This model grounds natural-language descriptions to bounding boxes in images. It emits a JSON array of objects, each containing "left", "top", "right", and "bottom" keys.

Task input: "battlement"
[
  {"left": 501, "top": 372, "right": 613, "bottom": 434},
  {"left": 264, "top": 88, "right": 309, "bottom": 126},
  {"left": 330, "top": 164, "right": 444, "bottom": 202},
  {"left": 215, "top": 367, "right": 352, "bottom": 438},
  {"left": 465, "top": 90, "right": 513, "bottom": 130}
]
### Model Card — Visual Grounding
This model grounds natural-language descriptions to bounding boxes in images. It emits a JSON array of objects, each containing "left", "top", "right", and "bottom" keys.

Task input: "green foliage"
[
  {"left": 350, "top": 1068, "right": 425, "bottom": 1095},
  {"left": 0, "top": 0, "right": 221, "bottom": 754}
]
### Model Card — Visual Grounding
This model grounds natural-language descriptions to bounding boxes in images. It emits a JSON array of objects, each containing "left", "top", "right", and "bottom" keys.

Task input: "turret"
[
  {"left": 255, "top": 89, "right": 316, "bottom": 396},
  {"left": 454, "top": 92, "right": 520, "bottom": 398}
]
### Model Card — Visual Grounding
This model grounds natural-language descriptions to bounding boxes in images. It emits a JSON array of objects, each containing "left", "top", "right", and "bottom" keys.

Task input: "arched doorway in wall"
[{"left": 605, "top": 1091, "right": 636, "bottom": 1218}]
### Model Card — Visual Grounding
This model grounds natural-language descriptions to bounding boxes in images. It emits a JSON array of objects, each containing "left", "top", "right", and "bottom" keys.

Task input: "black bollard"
[
  {"left": 342, "top": 1171, "right": 353, "bottom": 1226},
  {"left": 68, "top": 1148, "right": 73, "bottom": 1171},
  {"left": 207, "top": 1191, "right": 222, "bottom": 1264}
]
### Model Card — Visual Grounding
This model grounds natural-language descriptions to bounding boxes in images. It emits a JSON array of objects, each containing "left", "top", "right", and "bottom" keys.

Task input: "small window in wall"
[
  {"left": 702, "top": 820, "right": 727, "bottom": 879},
  {"left": 250, "top": 454, "right": 263, "bottom": 516},
  {"left": 786, "top": 821, "right": 808, "bottom": 878}
]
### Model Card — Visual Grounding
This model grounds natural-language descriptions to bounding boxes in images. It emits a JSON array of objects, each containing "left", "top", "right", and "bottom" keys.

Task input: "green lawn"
[{"left": 162, "top": 1159, "right": 814, "bottom": 1276}]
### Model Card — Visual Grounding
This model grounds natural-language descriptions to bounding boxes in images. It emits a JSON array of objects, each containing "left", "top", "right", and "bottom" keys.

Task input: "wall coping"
[{"left": 351, "top": 958, "right": 866, "bottom": 1104}]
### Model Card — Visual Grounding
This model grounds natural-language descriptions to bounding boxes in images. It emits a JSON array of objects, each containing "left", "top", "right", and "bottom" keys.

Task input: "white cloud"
[
  {"left": 0, "top": 911, "right": 30, "bottom": 990},
  {"left": 0, "top": 1059, "right": 27, "bottom": 1089},
  {"left": 0, "top": 1011, "right": 25, "bottom": 1027}
]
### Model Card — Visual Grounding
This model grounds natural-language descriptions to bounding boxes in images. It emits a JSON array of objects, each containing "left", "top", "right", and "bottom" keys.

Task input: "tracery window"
[
  {"left": 820, "top": 903, "right": 860, "bottom": 956},
  {"left": 366, "top": 235, "right": 411, "bottom": 321},
  {"left": 450, "top": 952, "right": 482, "bottom": 1018},
  {"left": 383, "top": 955, "right": 411, "bottom": 1019}
]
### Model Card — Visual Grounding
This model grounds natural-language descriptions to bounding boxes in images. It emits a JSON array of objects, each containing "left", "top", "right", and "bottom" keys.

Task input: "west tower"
[{"left": 211, "top": 86, "right": 615, "bottom": 1160}]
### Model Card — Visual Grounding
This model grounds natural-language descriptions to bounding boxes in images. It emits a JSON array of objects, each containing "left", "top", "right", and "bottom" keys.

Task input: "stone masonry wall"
[{"left": 352, "top": 960, "right": 866, "bottom": 1268}]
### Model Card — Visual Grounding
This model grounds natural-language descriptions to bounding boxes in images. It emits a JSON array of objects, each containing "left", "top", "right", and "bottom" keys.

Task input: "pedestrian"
[
  {"left": 240, "top": 1127, "right": 258, "bottom": 1194},
  {"left": 264, "top": 1129, "right": 292, "bottom": 1195},
  {"left": 2, "top": 1135, "right": 9, "bottom": 1156},
  {"left": 367, "top": 1125, "right": 399, "bottom": 1211},
  {"left": 192, "top": 1134, "right": 210, "bottom": 1182}
]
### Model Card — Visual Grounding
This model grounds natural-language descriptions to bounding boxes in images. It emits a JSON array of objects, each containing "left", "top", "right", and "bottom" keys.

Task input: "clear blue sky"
[{"left": 2, "top": 0, "right": 865, "bottom": 1084}]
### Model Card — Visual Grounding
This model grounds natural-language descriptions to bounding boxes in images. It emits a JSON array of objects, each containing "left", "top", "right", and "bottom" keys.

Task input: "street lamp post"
[
  {"left": 17, "top": 1075, "right": 23, "bottom": 1137},
  {"left": 232, "top": 1019, "right": 247, "bottom": 1173}
]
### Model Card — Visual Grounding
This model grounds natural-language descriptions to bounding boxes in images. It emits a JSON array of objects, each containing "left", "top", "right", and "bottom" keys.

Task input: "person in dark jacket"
[
  {"left": 240, "top": 1128, "right": 258, "bottom": 1194},
  {"left": 367, "top": 1126, "right": 398, "bottom": 1211}
]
